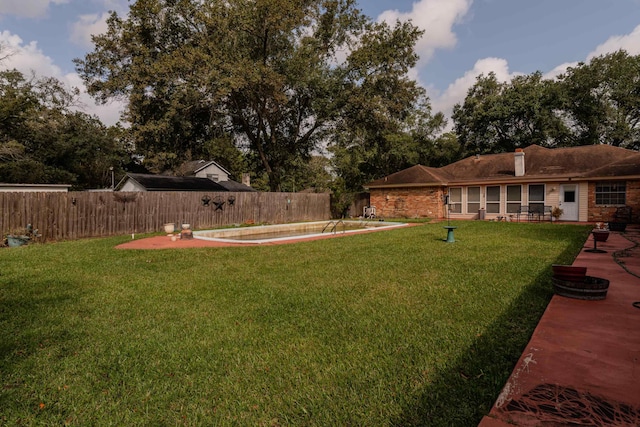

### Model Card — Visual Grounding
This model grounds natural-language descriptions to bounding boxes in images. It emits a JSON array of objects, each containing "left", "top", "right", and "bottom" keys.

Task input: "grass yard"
[{"left": 0, "top": 221, "right": 590, "bottom": 426}]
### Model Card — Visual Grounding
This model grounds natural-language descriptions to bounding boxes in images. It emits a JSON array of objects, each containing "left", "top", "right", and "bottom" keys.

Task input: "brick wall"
[
  {"left": 587, "top": 180, "right": 640, "bottom": 223},
  {"left": 370, "top": 187, "right": 444, "bottom": 219}
]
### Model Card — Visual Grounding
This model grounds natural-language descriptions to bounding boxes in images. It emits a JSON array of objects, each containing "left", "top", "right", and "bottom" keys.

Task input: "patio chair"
[
  {"left": 516, "top": 206, "right": 529, "bottom": 222},
  {"left": 542, "top": 205, "right": 553, "bottom": 222},
  {"left": 529, "top": 206, "right": 544, "bottom": 222},
  {"left": 363, "top": 205, "right": 376, "bottom": 219}
]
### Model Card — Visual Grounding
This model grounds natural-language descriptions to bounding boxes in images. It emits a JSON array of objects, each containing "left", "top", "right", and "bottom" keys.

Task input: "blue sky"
[{"left": 1, "top": 0, "right": 640, "bottom": 127}]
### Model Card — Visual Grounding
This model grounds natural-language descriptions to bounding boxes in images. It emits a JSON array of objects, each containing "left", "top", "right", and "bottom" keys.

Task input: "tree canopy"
[
  {"left": 75, "top": 0, "right": 439, "bottom": 191},
  {"left": 0, "top": 70, "right": 126, "bottom": 189},
  {"left": 453, "top": 50, "right": 640, "bottom": 156}
]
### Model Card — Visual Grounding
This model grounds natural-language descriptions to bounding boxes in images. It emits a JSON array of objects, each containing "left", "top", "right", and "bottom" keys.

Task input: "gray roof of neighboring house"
[
  {"left": 366, "top": 144, "right": 640, "bottom": 188},
  {"left": 216, "top": 180, "right": 257, "bottom": 192},
  {"left": 119, "top": 173, "right": 229, "bottom": 191}
]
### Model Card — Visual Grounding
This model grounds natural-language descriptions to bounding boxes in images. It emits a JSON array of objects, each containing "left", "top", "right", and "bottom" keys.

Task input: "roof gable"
[{"left": 177, "top": 160, "right": 231, "bottom": 177}]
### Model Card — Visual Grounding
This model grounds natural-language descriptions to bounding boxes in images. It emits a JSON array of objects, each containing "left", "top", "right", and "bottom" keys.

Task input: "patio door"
[{"left": 560, "top": 184, "right": 578, "bottom": 221}]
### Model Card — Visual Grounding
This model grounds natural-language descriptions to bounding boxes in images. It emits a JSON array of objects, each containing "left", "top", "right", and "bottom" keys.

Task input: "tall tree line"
[
  {"left": 0, "top": 69, "right": 127, "bottom": 189},
  {"left": 453, "top": 50, "right": 640, "bottom": 156}
]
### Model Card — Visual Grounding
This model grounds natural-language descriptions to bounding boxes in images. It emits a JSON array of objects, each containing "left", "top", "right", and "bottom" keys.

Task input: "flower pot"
[
  {"left": 552, "top": 264, "right": 587, "bottom": 282},
  {"left": 608, "top": 222, "right": 627, "bottom": 232},
  {"left": 181, "top": 223, "right": 191, "bottom": 230},
  {"left": 163, "top": 223, "right": 175, "bottom": 234},
  {"left": 592, "top": 230, "right": 610, "bottom": 242}
]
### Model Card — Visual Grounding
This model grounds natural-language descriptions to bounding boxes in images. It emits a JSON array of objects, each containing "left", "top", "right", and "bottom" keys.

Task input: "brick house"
[{"left": 365, "top": 145, "right": 640, "bottom": 223}]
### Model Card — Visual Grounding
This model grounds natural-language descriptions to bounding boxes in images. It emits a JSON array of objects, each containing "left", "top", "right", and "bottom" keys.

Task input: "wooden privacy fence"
[{"left": 1, "top": 191, "right": 331, "bottom": 242}]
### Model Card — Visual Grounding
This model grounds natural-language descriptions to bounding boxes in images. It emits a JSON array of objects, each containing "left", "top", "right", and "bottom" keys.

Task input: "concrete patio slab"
[{"left": 479, "top": 227, "right": 640, "bottom": 426}]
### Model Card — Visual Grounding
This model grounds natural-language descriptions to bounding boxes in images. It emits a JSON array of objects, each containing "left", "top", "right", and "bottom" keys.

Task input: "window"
[
  {"left": 528, "top": 184, "right": 545, "bottom": 214},
  {"left": 596, "top": 181, "right": 626, "bottom": 205},
  {"left": 467, "top": 187, "right": 480, "bottom": 214},
  {"left": 564, "top": 190, "right": 576, "bottom": 203},
  {"left": 206, "top": 173, "right": 220, "bottom": 182},
  {"left": 448, "top": 188, "right": 462, "bottom": 213},
  {"left": 506, "top": 185, "right": 522, "bottom": 214},
  {"left": 486, "top": 186, "right": 500, "bottom": 214}
]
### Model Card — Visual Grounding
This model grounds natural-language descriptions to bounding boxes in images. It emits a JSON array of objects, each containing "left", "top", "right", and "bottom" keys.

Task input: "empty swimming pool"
[{"left": 192, "top": 220, "right": 407, "bottom": 244}]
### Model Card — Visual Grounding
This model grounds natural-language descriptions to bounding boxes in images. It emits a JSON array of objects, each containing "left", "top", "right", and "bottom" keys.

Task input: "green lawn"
[{"left": 0, "top": 221, "right": 589, "bottom": 426}]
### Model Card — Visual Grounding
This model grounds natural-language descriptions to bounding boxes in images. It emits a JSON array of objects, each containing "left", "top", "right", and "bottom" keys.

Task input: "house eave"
[
  {"left": 367, "top": 173, "right": 640, "bottom": 190},
  {"left": 447, "top": 174, "right": 582, "bottom": 186},
  {"left": 365, "top": 182, "right": 447, "bottom": 190},
  {"left": 573, "top": 174, "right": 640, "bottom": 182}
]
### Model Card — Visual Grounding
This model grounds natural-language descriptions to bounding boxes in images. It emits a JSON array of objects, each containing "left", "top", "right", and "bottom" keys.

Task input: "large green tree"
[
  {"left": 0, "top": 70, "right": 126, "bottom": 188},
  {"left": 452, "top": 72, "right": 569, "bottom": 156},
  {"left": 453, "top": 50, "right": 640, "bottom": 155},
  {"left": 559, "top": 50, "right": 640, "bottom": 149},
  {"left": 75, "top": 0, "right": 431, "bottom": 191}
]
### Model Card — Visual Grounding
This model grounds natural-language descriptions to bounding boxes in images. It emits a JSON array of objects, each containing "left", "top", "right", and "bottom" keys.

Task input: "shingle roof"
[
  {"left": 366, "top": 144, "right": 640, "bottom": 188},
  {"left": 216, "top": 180, "right": 257, "bottom": 192},
  {"left": 366, "top": 165, "right": 453, "bottom": 187},
  {"left": 582, "top": 152, "right": 640, "bottom": 178},
  {"left": 123, "top": 173, "right": 229, "bottom": 191}
]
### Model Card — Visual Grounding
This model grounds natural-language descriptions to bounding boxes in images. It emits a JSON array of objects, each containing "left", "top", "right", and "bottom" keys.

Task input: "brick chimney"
[{"left": 515, "top": 148, "right": 525, "bottom": 177}]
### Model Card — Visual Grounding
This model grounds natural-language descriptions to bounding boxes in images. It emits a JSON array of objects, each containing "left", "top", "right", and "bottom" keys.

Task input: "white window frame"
[
  {"left": 486, "top": 186, "right": 501, "bottom": 214},
  {"left": 467, "top": 186, "right": 481, "bottom": 214},
  {"left": 595, "top": 181, "right": 626, "bottom": 206},
  {"left": 528, "top": 184, "right": 546, "bottom": 215},
  {"left": 506, "top": 185, "right": 522, "bottom": 214},
  {"left": 448, "top": 188, "right": 462, "bottom": 214}
]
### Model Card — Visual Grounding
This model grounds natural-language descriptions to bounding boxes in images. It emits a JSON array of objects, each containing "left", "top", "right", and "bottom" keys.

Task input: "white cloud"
[
  {"left": 588, "top": 23, "right": 640, "bottom": 60},
  {"left": 0, "top": 0, "right": 69, "bottom": 19},
  {"left": 542, "top": 61, "right": 578, "bottom": 81},
  {"left": 378, "top": 0, "right": 472, "bottom": 69},
  {"left": 429, "top": 57, "right": 520, "bottom": 129},
  {"left": 542, "top": 23, "right": 640, "bottom": 80},
  {"left": 0, "top": 30, "right": 124, "bottom": 126},
  {"left": 70, "top": 12, "right": 110, "bottom": 48},
  {"left": 429, "top": 20, "right": 640, "bottom": 128},
  {"left": 0, "top": 30, "right": 63, "bottom": 77}
]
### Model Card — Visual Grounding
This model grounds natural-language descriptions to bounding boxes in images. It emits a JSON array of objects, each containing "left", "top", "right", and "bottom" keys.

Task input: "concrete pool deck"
[{"left": 479, "top": 226, "right": 640, "bottom": 426}]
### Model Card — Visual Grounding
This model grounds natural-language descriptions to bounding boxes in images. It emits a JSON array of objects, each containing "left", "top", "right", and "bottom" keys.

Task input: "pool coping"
[
  {"left": 192, "top": 220, "right": 408, "bottom": 244},
  {"left": 115, "top": 222, "right": 418, "bottom": 250}
]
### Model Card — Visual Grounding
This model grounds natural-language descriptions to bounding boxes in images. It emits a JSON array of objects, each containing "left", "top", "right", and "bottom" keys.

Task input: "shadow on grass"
[
  {"left": 392, "top": 235, "right": 585, "bottom": 426},
  {"left": 0, "top": 279, "right": 77, "bottom": 383}
]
